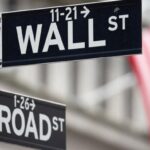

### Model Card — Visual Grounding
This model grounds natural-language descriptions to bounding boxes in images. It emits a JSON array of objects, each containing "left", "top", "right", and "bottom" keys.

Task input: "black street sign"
[
  {"left": 0, "top": 0, "right": 141, "bottom": 67},
  {"left": 0, "top": 90, "right": 66, "bottom": 150}
]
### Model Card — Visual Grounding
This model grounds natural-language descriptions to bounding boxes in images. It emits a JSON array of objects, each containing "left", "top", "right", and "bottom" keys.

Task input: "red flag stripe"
[
  {"left": 129, "top": 29, "right": 150, "bottom": 132},
  {"left": 143, "top": 30, "right": 150, "bottom": 66}
]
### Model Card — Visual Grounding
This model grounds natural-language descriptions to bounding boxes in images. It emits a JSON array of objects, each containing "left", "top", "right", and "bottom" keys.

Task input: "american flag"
[{"left": 129, "top": 29, "right": 150, "bottom": 130}]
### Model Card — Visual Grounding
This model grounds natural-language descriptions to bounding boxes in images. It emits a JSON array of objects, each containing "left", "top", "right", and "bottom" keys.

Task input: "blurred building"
[{"left": 0, "top": 0, "right": 150, "bottom": 150}]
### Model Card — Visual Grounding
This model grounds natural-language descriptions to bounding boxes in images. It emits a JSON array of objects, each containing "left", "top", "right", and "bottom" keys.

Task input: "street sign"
[
  {"left": 0, "top": 0, "right": 141, "bottom": 67},
  {"left": 0, "top": 90, "right": 66, "bottom": 150}
]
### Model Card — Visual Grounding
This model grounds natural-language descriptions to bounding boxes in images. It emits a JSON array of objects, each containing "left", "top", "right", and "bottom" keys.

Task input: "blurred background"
[{"left": 0, "top": 0, "right": 150, "bottom": 150}]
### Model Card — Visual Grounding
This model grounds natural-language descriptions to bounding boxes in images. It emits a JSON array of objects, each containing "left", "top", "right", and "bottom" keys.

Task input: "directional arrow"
[
  {"left": 81, "top": 6, "right": 90, "bottom": 18},
  {"left": 30, "top": 99, "right": 36, "bottom": 111}
]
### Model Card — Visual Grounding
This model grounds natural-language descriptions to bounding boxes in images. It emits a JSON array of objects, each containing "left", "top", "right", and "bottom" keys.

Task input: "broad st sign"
[
  {"left": 0, "top": 91, "right": 66, "bottom": 150},
  {"left": 0, "top": 0, "right": 141, "bottom": 67}
]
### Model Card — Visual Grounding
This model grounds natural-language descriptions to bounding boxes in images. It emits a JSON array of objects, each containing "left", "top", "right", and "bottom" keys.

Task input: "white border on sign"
[{"left": 0, "top": 13, "right": 2, "bottom": 68}]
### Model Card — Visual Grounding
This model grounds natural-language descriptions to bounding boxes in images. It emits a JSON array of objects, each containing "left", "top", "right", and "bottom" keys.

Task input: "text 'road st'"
[{"left": 0, "top": 91, "right": 66, "bottom": 150}]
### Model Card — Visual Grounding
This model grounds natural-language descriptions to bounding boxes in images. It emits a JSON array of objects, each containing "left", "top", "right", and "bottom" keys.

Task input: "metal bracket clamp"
[{"left": 0, "top": 13, "right": 2, "bottom": 68}]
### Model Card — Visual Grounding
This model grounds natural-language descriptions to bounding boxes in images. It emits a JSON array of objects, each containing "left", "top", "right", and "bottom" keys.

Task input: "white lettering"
[
  {"left": 39, "top": 114, "right": 52, "bottom": 141},
  {"left": 12, "top": 108, "right": 25, "bottom": 136},
  {"left": 58, "top": 118, "right": 65, "bottom": 132},
  {"left": 16, "top": 24, "right": 42, "bottom": 55},
  {"left": 43, "top": 23, "right": 65, "bottom": 52},
  {"left": 119, "top": 14, "right": 129, "bottom": 30},
  {"left": 25, "top": 112, "right": 38, "bottom": 140},
  {"left": 89, "top": 19, "right": 106, "bottom": 47},
  {"left": 0, "top": 105, "right": 11, "bottom": 134},
  {"left": 0, "top": 105, "right": 65, "bottom": 141},
  {"left": 108, "top": 16, "right": 118, "bottom": 31},
  {"left": 52, "top": 116, "right": 59, "bottom": 131},
  {"left": 68, "top": 21, "right": 85, "bottom": 49}
]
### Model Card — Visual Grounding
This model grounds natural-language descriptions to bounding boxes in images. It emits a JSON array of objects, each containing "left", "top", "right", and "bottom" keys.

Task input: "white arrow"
[
  {"left": 81, "top": 6, "right": 90, "bottom": 18},
  {"left": 30, "top": 99, "right": 36, "bottom": 111}
]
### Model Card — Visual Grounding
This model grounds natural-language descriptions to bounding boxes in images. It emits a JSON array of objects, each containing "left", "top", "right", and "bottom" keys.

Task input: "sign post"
[
  {"left": 0, "top": 0, "right": 141, "bottom": 67},
  {"left": 0, "top": 90, "right": 66, "bottom": 150}
]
